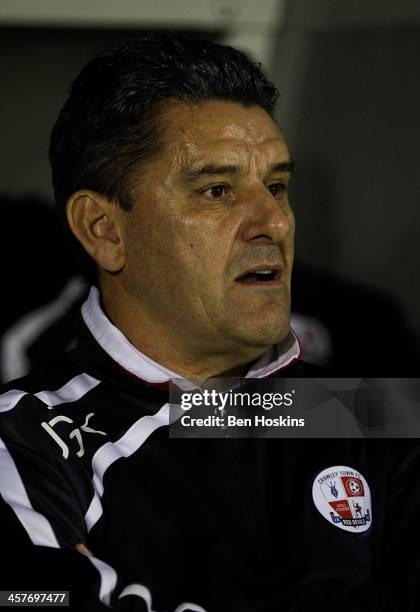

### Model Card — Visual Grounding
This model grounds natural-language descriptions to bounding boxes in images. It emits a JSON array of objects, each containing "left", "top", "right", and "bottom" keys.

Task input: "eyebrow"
[{"left": 182, "top": 159, "right": 295, "bottom": 183}]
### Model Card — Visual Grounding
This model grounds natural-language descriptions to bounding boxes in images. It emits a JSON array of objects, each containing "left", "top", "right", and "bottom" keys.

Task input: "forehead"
[{"left": 160, "top": 100, "right": 289, "bottom": 170}]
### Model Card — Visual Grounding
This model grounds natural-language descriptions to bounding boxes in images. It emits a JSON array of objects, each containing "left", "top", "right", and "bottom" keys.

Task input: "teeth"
[{"left": 255, "top": 270, "right": 274, "bottom": 274}]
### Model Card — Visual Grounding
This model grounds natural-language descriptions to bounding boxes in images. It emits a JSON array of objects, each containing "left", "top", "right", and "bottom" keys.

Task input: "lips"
[{"left": 235, "top": 264, "right": 282, "bottom": 286}]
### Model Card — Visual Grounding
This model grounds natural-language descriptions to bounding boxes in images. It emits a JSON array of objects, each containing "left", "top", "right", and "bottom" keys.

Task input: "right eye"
[{"left": 201, "top": 184, "right": 230, "bottom": 200}]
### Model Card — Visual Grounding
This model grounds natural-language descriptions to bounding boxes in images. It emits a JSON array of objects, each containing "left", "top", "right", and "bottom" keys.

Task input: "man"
[{"left": 0, "top": 33, "right": 419, "bottom": 611}]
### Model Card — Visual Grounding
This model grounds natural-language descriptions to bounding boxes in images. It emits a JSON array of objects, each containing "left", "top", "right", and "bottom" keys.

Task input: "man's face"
[{"left": 119, "top": 100, "right": 295, "bottom": 360}]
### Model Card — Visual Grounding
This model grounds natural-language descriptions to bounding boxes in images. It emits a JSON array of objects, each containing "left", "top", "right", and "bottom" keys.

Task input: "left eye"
[{"left": 268, "top": 182, "right": 285, "bottom": 197}]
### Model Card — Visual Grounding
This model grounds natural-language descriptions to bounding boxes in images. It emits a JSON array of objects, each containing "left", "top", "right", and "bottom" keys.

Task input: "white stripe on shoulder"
[
  {"left": 91, "top": 403, "right": 171, "bottom": 497},
  {"left": 0, "top": 373, "right": 100, "bottom": 414},
  {"left": 85, "top": 403, "right": 183, "bottom": 532},
  {"left": 0, "top": 390, "right": 27, "bottom": 413},
  {"left": 0, "top": 438, "right": 60, "bottom": 548},
  {"left": 35, "top": 373, "right": 100, "bottom": 406}
]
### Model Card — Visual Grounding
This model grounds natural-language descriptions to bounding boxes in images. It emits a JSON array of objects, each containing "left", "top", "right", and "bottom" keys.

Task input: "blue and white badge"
[{"left": 312, "top": 465, "right": 372, "bottom": 533}]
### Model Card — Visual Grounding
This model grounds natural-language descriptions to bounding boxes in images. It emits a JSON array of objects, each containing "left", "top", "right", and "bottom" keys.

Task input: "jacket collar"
[{"left": 81, "top": 287, "right": 302, "bottom": 387}]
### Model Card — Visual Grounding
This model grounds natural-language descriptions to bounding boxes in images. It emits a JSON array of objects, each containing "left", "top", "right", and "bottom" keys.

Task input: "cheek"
[
  {"left": 180, "top": 212, "right": 231, "bottom": 264},
  {"left": 173, "top": 226, "right": 233, "bottom": 304},
  {"left": 126, "top": 199, "right": 180, "bottom": 263},
  {"left": 163, "top": 233, "right": 223, "bottom": 307},
  {"left": 177, "top": 234, "right": 216, "bottom": 288}
]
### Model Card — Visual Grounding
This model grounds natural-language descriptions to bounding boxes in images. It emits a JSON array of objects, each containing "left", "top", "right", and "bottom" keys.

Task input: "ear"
[{"left": 66, "top": 190, "right": 126, "bottom": 273}]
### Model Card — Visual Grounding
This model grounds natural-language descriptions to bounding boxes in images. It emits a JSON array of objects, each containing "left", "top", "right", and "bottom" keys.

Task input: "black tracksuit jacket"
[{"left": 1, "top": 305, "right": 420, "bottom": 611}]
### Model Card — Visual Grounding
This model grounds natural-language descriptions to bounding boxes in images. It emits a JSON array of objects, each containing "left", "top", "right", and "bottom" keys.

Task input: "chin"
[{"left": 235, "top": 318, "right": 290, "bottom": 349}]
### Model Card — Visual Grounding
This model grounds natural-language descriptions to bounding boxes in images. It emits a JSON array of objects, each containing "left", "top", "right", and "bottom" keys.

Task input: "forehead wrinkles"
[
  {"left": 213, "top": 116, "right": 280, "bottom": 142},
  {"left": 160, "top": 101, "right": 285, "bottom": 173},
  {"left": 173, "top": 135, "right": 287, "bottom": 176}
]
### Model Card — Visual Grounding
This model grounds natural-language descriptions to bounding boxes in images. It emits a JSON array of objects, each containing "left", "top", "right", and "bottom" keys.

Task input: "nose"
[{"left": 238, "top": 185, "right": 294, "bottom": 244}]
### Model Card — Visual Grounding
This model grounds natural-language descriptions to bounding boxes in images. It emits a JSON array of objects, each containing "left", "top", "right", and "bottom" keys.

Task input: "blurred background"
[{"left": 0, "top": 0, "right": 419, "bottom": 380}]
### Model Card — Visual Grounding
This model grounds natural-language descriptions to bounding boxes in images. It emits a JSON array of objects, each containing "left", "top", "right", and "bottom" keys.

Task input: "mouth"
[{"left": 235, "top": 265, "right": 282, "bottom": 287}]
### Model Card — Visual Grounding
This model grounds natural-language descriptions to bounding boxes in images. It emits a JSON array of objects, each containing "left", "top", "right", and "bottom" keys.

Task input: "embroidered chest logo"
[
  {"left": 41, "top": 411, "right": 107, "bottom": 459},
  {"left": 312, "top": 465, "right": 372, "bottom": 533}
]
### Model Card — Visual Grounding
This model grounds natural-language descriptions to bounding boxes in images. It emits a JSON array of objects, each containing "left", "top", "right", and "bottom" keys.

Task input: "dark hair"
[{"left": 49, "top": 33, "right": 279, "bottom": 279}]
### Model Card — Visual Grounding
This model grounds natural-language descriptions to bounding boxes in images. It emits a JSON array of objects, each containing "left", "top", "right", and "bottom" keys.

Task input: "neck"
[{"left": 99, "top": 281, "right": 269, "bottom": 379}]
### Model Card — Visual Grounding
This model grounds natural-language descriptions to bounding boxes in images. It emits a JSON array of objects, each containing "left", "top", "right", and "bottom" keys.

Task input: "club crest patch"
[{"left": 312, "top": 465, "right": 372, "bottom": 533}]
